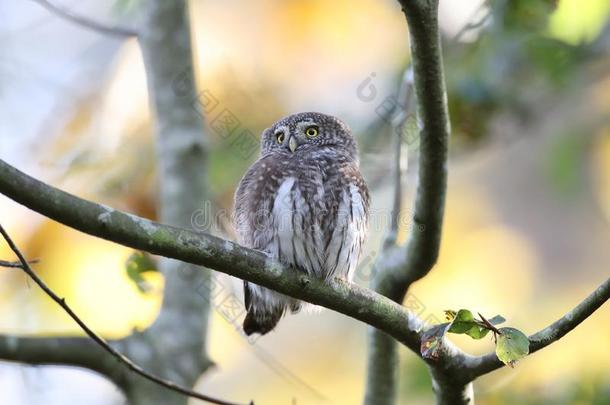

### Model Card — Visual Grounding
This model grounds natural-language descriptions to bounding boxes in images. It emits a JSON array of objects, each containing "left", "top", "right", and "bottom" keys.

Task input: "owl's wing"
[
  {"left": 234, "top": 157, "right": 285, "bottom": 325},
  {"left": 234, "top": 162, "right": 267, "bottom": 313},
  {"left": 233, "top": 155, "right": 279, "bottom": 251},
  {"left": 345, "top": 169, "right": 370, "bottom": 278},
  {"left": 233, "top": 174, "right": 252, "bottom": 247},
  {"left": 322, "top": 164, "right": 370, "bottom": 280}
]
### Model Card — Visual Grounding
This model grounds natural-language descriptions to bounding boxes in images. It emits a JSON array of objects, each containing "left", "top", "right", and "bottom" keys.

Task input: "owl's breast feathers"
[{"left": 234, "top": 153, "right": 369, "bottom": 281}]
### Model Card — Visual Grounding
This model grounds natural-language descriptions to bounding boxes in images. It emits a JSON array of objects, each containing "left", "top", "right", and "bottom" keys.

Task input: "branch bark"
[
  {"left": 0, "top": 159, "right": 424, "bottom": 354},
  {"left": 429, "top": 365, "right": 473, "bottom": 405},
  {"left": 0, "top": 335, "right": 117, "bottom": 377}
]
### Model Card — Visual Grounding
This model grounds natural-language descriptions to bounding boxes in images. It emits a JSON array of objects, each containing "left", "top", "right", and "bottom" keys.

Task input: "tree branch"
[
  {"left": 30, "top": 0, "right": 137, "bottom": 38},
  {"left": 430, "top": 366, "right": 474, "bottom": 405},
  {"left": 364, "top": 0, "right": 451, "bottom": 403},
  {"left": 464, "top": 276, "right": 610, "bottom": 379},
  {"left": 0, "top": 259, "right": 39, "bottom": 269},
  {"left": 0, "top": 159, "right": 424, "bottom": 353},
  {"left": 364, "top": 327, "right": 399, "bottom": 405},
  {"left": 384, "top": 66, "right": 414, "bottom": 248},
  {"left": 0, "top": 224, "right": 248, "bottom": 405},
  {"left": 386, "top": 124, "right": 403, "bottom": 247},
  {"left": 375, "top": 0, "right": 450, "bottom": 302},
  {"left": 451, "top": 3, "right": 491, "bottom": 43},
  {"left": 0, "top": 335, "right": 116, "bottom": 373}
]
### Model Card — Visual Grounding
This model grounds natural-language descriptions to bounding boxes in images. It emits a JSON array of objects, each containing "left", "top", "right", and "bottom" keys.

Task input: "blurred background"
[{"left": 1, "top": 0, "right": 609, "bottom": 404}]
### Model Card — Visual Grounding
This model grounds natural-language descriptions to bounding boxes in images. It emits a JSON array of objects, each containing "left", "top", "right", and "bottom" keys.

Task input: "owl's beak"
[{"left": 288, "top": 136, "right": 298, "bottom": 153}]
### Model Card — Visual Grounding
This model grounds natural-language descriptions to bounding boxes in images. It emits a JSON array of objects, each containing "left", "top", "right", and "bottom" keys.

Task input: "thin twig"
[
  {"left": 0, "top": 224, "right": 251, "bottom": 405},
  {"left": 386, "top": 120, "right": 402, "bottom": 247},
  {"left": 452, "top": 2, "right": 491, "bottom": 43},
  {"left": 0, "top": 259, "right": 39, "bottom": 268},
  {"left": 476, "top": 312, "right": 502, "bottom": 336},
  {"left": 476, "top": 312, "right": 502, "bottom": 343},
  {"left": 384, "top": 66, "right": 415, "bottom": 248},
  {"left": 30, "top": 0, "right": 137, "bottom": 38}
]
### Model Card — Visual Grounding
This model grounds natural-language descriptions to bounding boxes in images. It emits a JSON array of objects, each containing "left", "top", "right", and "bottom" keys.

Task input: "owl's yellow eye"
[
  {"left": 305, "top": 126, "right": 319, "bottom": 138},
  {"left": 275, "top": 132, "right": 285, "bottom": 144}
]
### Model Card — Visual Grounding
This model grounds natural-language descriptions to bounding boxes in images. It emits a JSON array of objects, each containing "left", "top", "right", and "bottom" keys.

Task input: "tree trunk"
[
  {"left": 430, "top": 368, "right": 474, "bottom": 405},
  {"left": 364, "top": 329, "right": 398, "bottom": 405},
  {"left": 122, "top": 1, "right": 212, "bottom": 403}
]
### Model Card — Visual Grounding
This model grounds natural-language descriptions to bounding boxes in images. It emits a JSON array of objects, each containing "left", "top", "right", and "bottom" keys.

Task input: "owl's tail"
[
  {"left": 243, "top": 307, "right": 283, "bottom": 336},
  {"left": 243, "top": 282, "right": 300, "bottom": 335}
]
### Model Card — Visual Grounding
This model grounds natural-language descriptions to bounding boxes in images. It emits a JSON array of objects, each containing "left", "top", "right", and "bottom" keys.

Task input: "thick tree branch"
[
  {"left": 464, "top": 276, "right": 610, "bottom": 379},
  {"left": 365, "top": 0, "right": 448, "bottom": 405},
  {"left": 0, "top": 335, "right": 114, "bottom": 374},
  {"left": 364, "top": 328, "right": 399, "bottom": 405},
  {"left": 0, "top": 159, "right": 424, "bottom": 353},
  {"left": 374, "top": 0, "right": 449, "bottom": 302},
  {"left": 365, "top": 0, "right": 450, "bottom": 403},
  {"left": 30, "top": 0, "right": 137, "bottom": 38},
  {"left": 0, "top": 224, "right": 247, "bottom": 405},
  {"left": 429, "top": 367, "right": 473, "bottom": 405}
]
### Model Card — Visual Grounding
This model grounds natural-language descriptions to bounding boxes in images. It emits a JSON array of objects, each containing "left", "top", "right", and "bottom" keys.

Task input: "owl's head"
[{"left": 260, "top": 112, "right": 357, "bottom": 160}]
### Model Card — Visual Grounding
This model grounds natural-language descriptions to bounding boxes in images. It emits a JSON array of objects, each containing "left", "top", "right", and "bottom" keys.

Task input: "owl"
[{"left": 233, "top": 112, "right": 369, "bottom": 335}]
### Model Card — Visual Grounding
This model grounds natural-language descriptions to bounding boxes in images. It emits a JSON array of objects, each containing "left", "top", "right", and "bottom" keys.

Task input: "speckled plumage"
[{"left": 233, "top": 112, "right": 369, "bottom": 335}]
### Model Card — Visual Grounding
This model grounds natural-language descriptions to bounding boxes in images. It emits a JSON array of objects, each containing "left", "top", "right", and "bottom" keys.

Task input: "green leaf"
[
  {"left": 447, "top": 309, "right": 491, "bottom": 340},
  {"left": 125, "top": 251, "right": 158, "bottom": 293},
  {"left": 464, "top": 327, "right": 491, "bottom": 340},
  {"left": 447, "top": 309, "right": 476, "bottom": 333},
  {"left": 496, "top": 327, "right": 530, "bottom": 367}
]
